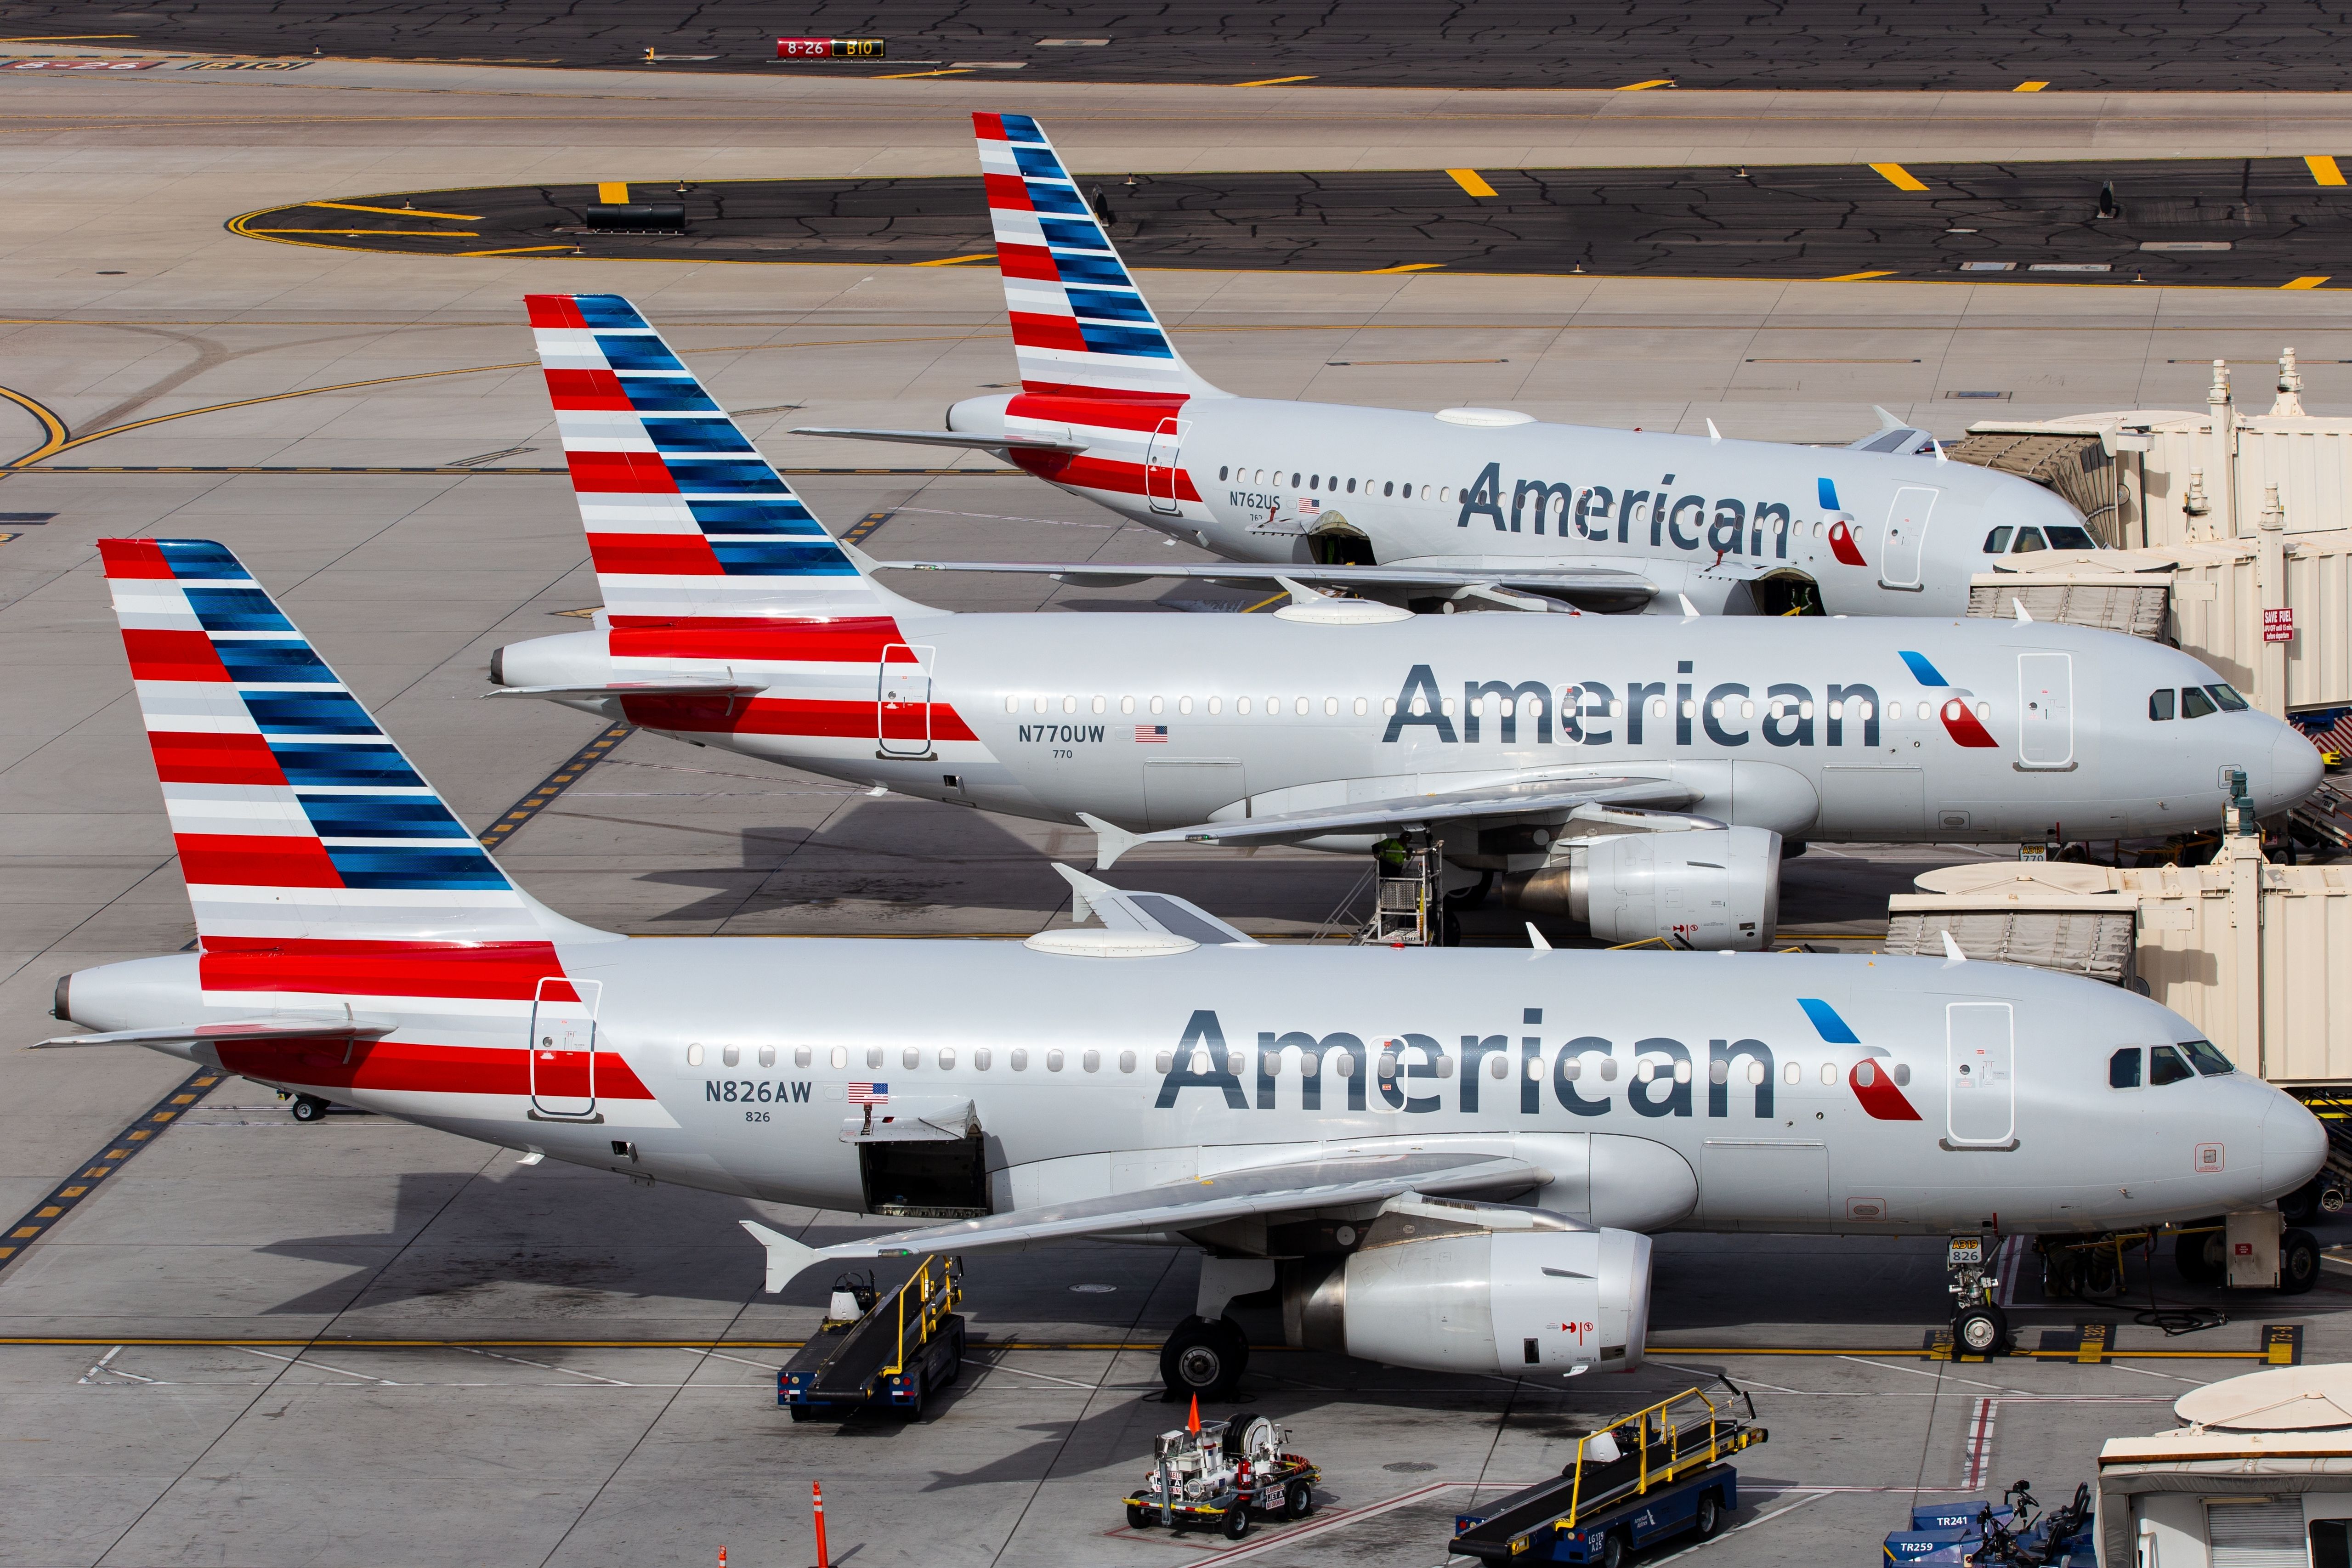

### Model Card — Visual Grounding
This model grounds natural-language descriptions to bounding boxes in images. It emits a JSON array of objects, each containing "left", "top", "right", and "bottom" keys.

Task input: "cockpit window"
[
  {"left": 2149, "top": 1044, "right": 2194, "bottom": 1086},
  {"left": 2149, "top": 689, "right": 2176, "bottom": 721},
  {"left": 2208, "top": 683, "right": 2250, "bottom": 712},
  {"left": 2180, "top": 686, "right": 2218, "bottom": 719},
  {"left": 2045, "top": 525, "right": 2098, "bottom": 550},
  {"left": 2108, "top": 1047, "right": 2142, "bottom": 1088},
  {"left": 1983, "top": 526, "right": 2014, "bottom": 554},
  {"left": 2011, "top": 527, "right": 2048, "bottom": 554},
  {"left": 2181, "top": 1039, "right": 2235, "bottom": 1076}
]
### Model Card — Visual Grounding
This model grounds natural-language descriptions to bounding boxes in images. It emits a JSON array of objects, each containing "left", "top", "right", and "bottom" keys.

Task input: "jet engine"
[
  {"left": 1498, "top": 825, "right": 1781, "bottom": 950},
  {"left": 1278, "top": 1195, "right": 1651, "bottom": 1376}
]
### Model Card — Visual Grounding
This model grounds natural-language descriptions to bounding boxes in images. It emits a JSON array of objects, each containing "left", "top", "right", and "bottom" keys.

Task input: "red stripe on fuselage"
[
  {"left": 151, "top": 731, "right": 288, "bottom": 787},
  {"left": 213, "top": 1036, "right": 654, "bottom": 1100},
  {"left": 607, "top": 616, "right": 914, "bottom": 663},
  {"left": 621, "top": 693, "right": 978, "bottom": 742},
  {"left": 201, "top": 936, "right": 569, "bottom": 1001},
  {"left": 1009, "top": 311, "right": 1091, "bottom": 354},
  {"left": 1012, "top": 450, "right": 1202, "bottom": 502},
  {"left": 1938, "top": 701, "right": 2001, "bottom": 748},
  {"left": 1848, "top": 1062, "right": 1923, "bottom": 1121},
  {"left": 1014, "top": 382, "right": 1190, "bottom": 404},
  {"left": 1828, "top": 521, "right": 1867, "bottom": 567},
  {"left": 123, "top": 628, "right": 230, "bottom": 683},
  {"left": 1007, "top": 393, "right": 1190, "bottom": 433},
  {"left": 179, "top": 833, "right": 344, "bottom": 889},
  {"left": 98, "top": 537, "right": 175, "bottom": 579},
  {"left": 586, "top": 534, "right": 724, "bottom": 577}
]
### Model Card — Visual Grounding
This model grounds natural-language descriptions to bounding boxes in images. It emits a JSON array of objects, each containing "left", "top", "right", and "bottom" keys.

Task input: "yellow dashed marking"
[
  {"left": 2308, "top": 156, "right": 2347, "bottom": 187},
  {"left": 456, "top": 245, "right": 574, "bottom": 257},
  {"left": 2014, "top": 81, "right": 2047, "bottom": 92},
  {"left": 875, "top": 67, "right": 973, "bottom": 78},
  {"left": 307, "top": 200, "right": 484, "bottom": 221},
  {"left": 1870, "top": 163, "right": 1930, "bottom": 192},
  {"left": 1616, "top": 79, "right": 1674, "bottom": 91},
  {"left": 1366, "top": 262, "right": 1446, "bottom": 274},
  {"left": 596, "top": 181, "right": 629, "bottom": 204},
  {"left": 1236, "top": 75, "right": 1315, "bottom": 86},
  {"left": 911, "top": 253, "right": 995, "bottom": 267},
  {"left": 1825, "top": 270, "right": 1899, "bottom": 281},
  {"left": 1445, "top": 169, "right": 1498, "bottom": 198},
  {"left": 251, "top": 228, "right": 482, "bottom": 238},
  {"left": 34, "top": 1207, "right": 61, "bottom": 1219},
  {"left": 11, "top": 1228, "right": 38, "bottom": 1240},
  {"left": 2284, "top": 276, "right": 2332, "bottom": 289}
]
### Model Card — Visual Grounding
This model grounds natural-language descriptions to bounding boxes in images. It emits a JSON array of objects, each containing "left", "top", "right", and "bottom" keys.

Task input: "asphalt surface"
[
  {"left": 19, "top": 0, "right": 2352, "bottom": 90},
  {"left": 239, "top": 158, "right": 2352, "bottom": 288}
]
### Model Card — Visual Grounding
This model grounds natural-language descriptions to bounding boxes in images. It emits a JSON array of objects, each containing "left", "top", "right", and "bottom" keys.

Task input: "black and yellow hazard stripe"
[
  {"left": 477, "top": 722, "right": 635, "bottom": 851},
  {"left": 0, "top": 1066, "right": 224, "bottom": 1273}
]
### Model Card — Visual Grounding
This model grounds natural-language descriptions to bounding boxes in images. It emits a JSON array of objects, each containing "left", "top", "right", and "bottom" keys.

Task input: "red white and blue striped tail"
[
  {"left": 100, "top": 537, "right": 602, "bottom": 954},
  {"left": 527, "top": 292, "right": 919, "bottom": 626},
  {"left": 973, "top": 112, "right": 1225, "bottom": 402}
]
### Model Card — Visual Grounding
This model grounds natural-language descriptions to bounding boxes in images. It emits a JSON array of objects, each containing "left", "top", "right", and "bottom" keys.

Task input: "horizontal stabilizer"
[
  {"left": 1091, "top": 776, "right": 1695, "bottom": 866},
  {"left": 1050, "top": 861, "right": 1261, "bottom": 945},
  {"left": 788, "top": 425, "right": 1087, "bottom": 455},
  {"left": 743, "top": 1150, "right": 1551, "bottom": 1292},
  {"left": 34, "top": 1013, "right": 397, "bottom": 1050},
  {"left": 486, "top": 679, "right": 765, "bottom": 701}
]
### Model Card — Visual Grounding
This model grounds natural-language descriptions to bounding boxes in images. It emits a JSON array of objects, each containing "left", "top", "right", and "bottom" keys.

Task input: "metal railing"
[
  {"left": 881, "top": 1253, "right": 961, "bottom": 1378},
  {"left": 1561, "top": 1385, "right": 1750, "bottom": 1528}
]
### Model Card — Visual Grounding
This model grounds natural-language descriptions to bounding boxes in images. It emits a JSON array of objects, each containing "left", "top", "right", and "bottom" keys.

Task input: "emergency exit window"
[{"left": 2108, "top": 1047, "right": 2141, "bottom": 1088}]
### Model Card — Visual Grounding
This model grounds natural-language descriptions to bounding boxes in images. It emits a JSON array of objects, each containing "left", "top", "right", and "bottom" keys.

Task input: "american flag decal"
[
  {"left": 1134, "top": 725, "right": 1168, "bottom": 743},
  {"left": 848, "top": 1081, "right": 889, "bottom": 1105}
]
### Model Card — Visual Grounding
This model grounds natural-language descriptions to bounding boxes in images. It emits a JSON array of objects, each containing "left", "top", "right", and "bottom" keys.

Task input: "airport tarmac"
[{"left": 6, "top": 48, "right": 2352, "bottom": 1568}]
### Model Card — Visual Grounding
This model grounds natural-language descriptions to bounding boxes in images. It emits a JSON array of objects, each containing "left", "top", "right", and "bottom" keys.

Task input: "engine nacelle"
[
  {"left": 1280, "top": 1195, "right": 1651, "bottom": 1376},
  {"left": 1498, "top": 826, "right": 1780, "bottom": 950}
]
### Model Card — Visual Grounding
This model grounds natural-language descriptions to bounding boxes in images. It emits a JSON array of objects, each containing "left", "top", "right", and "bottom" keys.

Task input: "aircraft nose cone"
[
  {"left": 2263, "top": 1093, "right": 2329, "bottom": 1201},
  {"left": 2270, "top": 725, "right": 2324, "bottom": 811}
]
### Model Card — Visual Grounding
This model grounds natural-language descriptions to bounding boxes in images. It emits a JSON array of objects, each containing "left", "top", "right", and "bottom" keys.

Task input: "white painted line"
[
  {"left": 451, "top": 1345, "right": 633, "bottom": 1386},
  {"left": 238, "top": 1344, "right": 404, "bottom": 1386},
  {"left": 964, "top": 1356, "right": 1096, "bottom": 1389},
  {"left": 1646, "top": 1489, "right": 1835, "bottom": 1563}
]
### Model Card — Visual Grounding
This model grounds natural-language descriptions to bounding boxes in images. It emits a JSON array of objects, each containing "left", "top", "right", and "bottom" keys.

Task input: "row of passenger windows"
[
  {"left": 1984, "top": 524, "right": 2101, "bottom": 555},
  {"left": 1008, "top": 691, "right": 1973, "bottom": 725},
  {"left": 2108, "top": 1040, "right": 2233, "bottom": 1087},
  {"left": 2149, "top": 684, "right": 2250, "bottom": 720},
  {"left": 684, "top": 1040, "right": 1907, "bottom": 1085},
  {"left": 1217, "top": 467, "right": 1438, "bottom": 501}
]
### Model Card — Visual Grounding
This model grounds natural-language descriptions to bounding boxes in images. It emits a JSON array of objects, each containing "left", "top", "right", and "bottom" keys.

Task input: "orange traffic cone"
[{"left": 1187, "top": 1393, "right": 1200, "bottom": 1433}]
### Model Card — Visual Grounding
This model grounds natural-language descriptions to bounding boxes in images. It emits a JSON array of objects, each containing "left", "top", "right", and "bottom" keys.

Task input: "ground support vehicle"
[
  {"left": 777, "top": 1254, "right": 964, "bottom": 1421},
  {"left": 1883, "top": 1481, "right": 2092, "bottom": 1566},
  {"left": 1122, "top": 1413, "right": 1319, "bottom": 1540},
  {"left": 1449, "top": 1387, "right": 1766, "bottom": 1565}
]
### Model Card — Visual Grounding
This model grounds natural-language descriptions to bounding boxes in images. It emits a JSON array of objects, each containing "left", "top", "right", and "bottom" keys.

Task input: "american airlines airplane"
[
  {"left": 491, "top": 293, "right": 2317, "bottom": 948},
  {"left": 794, "top": 113, "right": 2107, "bottom": 618},
  {"left": 45, "top": 536, "right": 2328, "bottom": 1395}
]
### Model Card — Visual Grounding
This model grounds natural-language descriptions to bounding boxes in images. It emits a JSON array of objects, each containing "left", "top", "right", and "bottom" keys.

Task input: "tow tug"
[
  {"left": 1123, "top": 1401, "right": 1321, "bottom": 1540},
  {"left": 778, "top": 1254, "right": 965, "bottom": 1421},
  {"left": 1450, "top": 1386, "right": 1767, "bottom": 1566}
]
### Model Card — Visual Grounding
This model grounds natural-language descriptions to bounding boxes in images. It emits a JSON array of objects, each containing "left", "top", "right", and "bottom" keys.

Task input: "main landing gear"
[
  {"left": 1160, "top": 1315, "right": 1250, "bottom": 1400},
  {"left": 287, "top": 1093, "right": 330, "bottom": 1123}
]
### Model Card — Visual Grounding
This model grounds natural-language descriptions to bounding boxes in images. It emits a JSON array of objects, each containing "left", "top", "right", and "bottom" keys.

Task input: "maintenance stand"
[
  {"left": 778, "top": 1254, "right": 965, "bottom": 1421},
  {"left": 1450, "top": 1387, "right": 1767, "bottom": 1566}
]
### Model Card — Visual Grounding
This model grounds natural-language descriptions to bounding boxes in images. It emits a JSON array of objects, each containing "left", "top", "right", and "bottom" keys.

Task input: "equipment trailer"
[
  {"left": 778, "top": 1254, "right": 964, "bottom": 1421},
  {"left": 1450, "top": 1387, "right": 1767, "bottom": 1566}
]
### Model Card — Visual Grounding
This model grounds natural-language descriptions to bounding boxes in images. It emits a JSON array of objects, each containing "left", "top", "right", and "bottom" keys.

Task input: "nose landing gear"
[{"left": 1946, "top": 1232, "right": 2010, "bottom": 1357}]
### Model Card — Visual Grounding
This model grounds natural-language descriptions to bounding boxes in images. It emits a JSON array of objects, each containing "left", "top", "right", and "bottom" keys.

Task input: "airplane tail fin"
[
  {"left": 973, "top": 113, "right": 1226, "bottom": 402},
  {"left": 99, "top": 537, "right": 615, "bottom": 963},
  {"left": 526, "top": 292, "right": 930, "bottom": 628}
]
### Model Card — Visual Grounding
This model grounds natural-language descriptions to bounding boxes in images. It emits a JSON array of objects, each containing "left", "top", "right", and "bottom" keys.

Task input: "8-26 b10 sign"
[{"left": 777, "top": 38, "right": 884, "bottom": 57}]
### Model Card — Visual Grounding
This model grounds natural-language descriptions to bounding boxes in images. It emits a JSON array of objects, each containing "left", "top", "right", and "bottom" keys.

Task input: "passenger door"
[
  {"left": 1145, "top": 418, "right": 1185, "bottom": 515},
  {"left": 877, "top": 644, "right": 935, "bottom": 757},
  {"left": 528, "top": 977, "right": 602, "bottom": 1120},
  {"left": 1878, "top": 487, "right": 1936, "bottom": 589},
  {"left": 1944, "top": 1001, "right": 2015, "bottom": 1148},
  {"left": 2017, "top": 652, "right": 2074, "bottom": 769}
]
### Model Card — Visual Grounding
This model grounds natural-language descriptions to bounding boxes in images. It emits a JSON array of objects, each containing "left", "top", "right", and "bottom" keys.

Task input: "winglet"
[
  {"left": 1706, "top": 418, "right": 1722, "bottom": 446},
  {"left": 1940, "top": 930, "right": 1968, "bottom": 963},
  {"left": 1872, "top": 404, "right": 1904, "bottom": 431},
  {"left": 1051, "top": 860, "right": 1111, "bottom": 923},
  {"left": 1677, "top": 593, "right": 1701, "bottom": 619},
  {"left": 2012, "top": 597, "right": 2033, "bottom": 623},
  {"left": 1079, "top": 810, "right": 1145, "bottom": 870},
  {"left": 740, "top": 1220, "right": 820, "bottom": 1295},
  {"left": 1932, "top": 437, "right": 1948, "bottom": 465},
  {"left": 1527, "top": 923, "right": 1553, "bottom": 951}
]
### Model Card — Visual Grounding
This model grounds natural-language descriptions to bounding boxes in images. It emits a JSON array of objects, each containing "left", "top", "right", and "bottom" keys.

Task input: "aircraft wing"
[
  {"left": 32, "top": 1013, "right": 397, "bottom": 1049},
  {"left": 1847, "top": 409, "right": 1938, "bottom": 456},
  {"left": 740, "top": 1149, "right": 1551, "bottom": 1292},
  {"left": 789, "top": 425, "right": 1088, "bottom": 455},
  {"left": 1049, "top": 863, "right": 1262, "bottom": 946},
  {"left": 872, "top": 558, "right": 1657, "bottom": 610},
  {"left": 486, "top": 679, "right": 765, "bottom": 701},
  {"left": 1081, "top": 776, "right": 1697, "bottom": 868}
]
